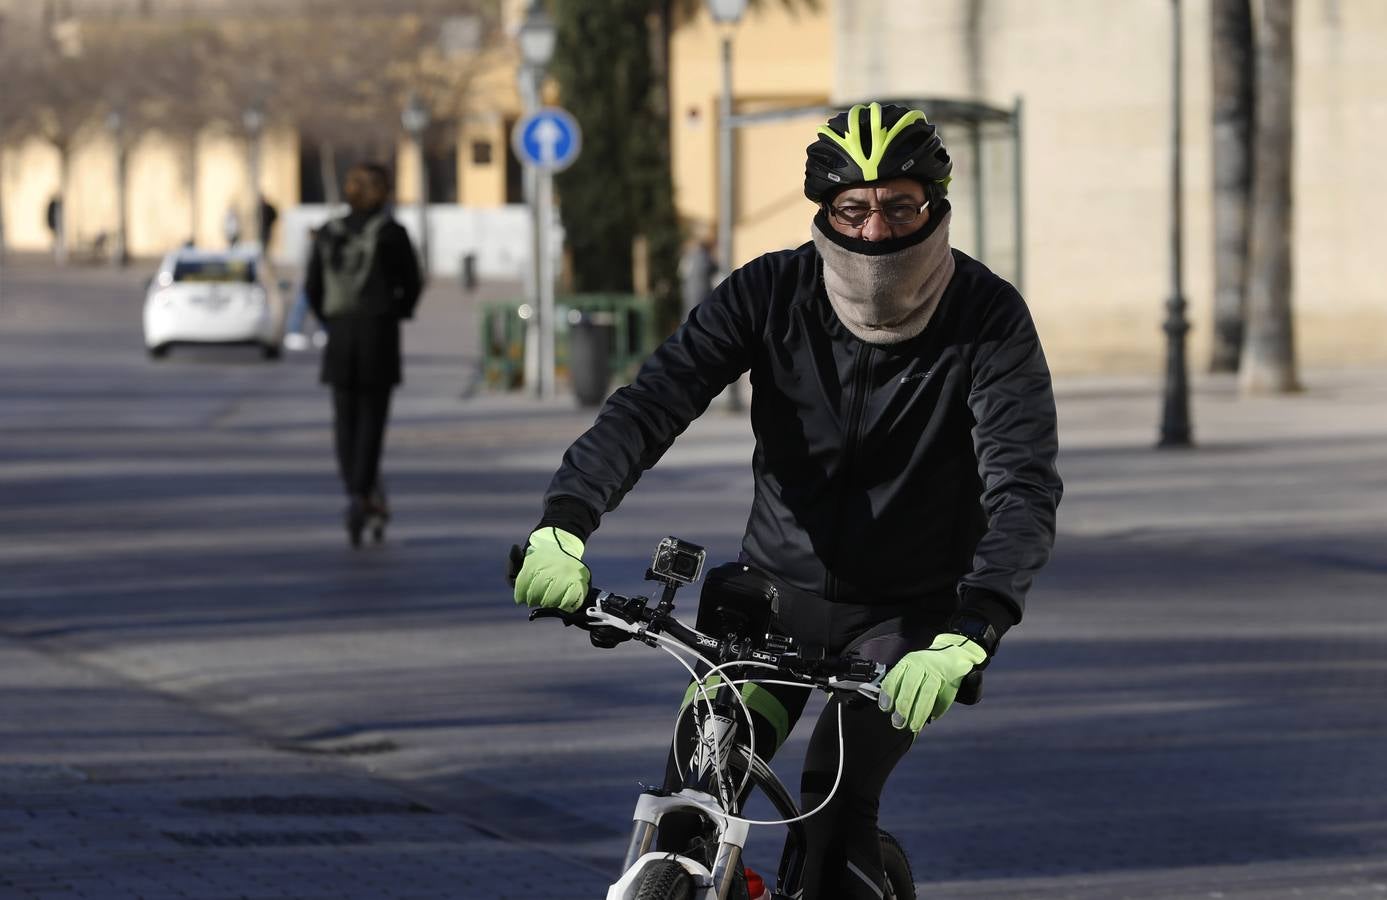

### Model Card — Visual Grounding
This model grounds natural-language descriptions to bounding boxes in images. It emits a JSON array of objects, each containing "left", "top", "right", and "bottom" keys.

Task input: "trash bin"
[
  {"left": 558, "top": 293, "right": 656, "bottom": 383},
  {"left": 569, "top": 311, "right": 616, "bottom": 407}
]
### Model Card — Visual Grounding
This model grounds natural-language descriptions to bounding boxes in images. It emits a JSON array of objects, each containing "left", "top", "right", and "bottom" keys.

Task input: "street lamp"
[
  {"left": 1159, "top": 0, "right": 1193, "bottom": 448},
  {"left": 105, "top": 108, "right": 129, "bottom": 267},
  {"left": 242, "top": 104, "right": 265, "bottom": 251},
  {"left": 517, "top": 0, "right": 557, "bottom": 399},
  {"left": 517, "top": 2, "right": 557, "bottom": 75},
  {"left": 708, "top": 0, "right": 747, "bottom": 411},
  {"left": 402, "top": 92, "right": 432, "bottom": 278}
]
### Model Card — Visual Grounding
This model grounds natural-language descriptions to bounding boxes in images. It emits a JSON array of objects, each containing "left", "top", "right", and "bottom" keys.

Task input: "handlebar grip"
[
  {"left": 956, "top": 670, "right": 983, "bottom": 705},
  {"left": 506, "top": 543, "right": 526, "bottom": 587},
  {"left": 525, "top": 588, "right": 606, "bottom": 627}
]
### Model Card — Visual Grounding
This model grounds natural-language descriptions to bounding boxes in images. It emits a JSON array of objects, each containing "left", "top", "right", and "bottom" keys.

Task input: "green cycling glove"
[
  {"left": 879, "top": 634, "right": 988, "bottom": 734},
  {"left": 513, "top": 527, "right": 590, "bottom": 613}
]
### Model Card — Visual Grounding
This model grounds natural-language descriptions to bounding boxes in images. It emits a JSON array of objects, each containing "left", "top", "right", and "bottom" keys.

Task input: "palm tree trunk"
[
  {"left": 1209, "top": 0, "right": 1254, "bottom": 372},
  {"left": 1239, "top": 0, "right": 1299, "bottom": 394}
]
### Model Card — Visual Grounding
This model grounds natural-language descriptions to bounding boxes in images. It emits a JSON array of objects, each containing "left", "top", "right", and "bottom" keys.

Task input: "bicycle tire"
[
  {"left": 633, "top": 859, "right": 696, "bottom": 900},
  {"left": 880, "top": 830, "right": 917, "bottom": 900}
]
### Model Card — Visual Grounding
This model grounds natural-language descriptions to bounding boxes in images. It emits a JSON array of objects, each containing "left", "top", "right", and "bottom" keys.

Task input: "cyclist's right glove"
[{"left": 513, "top": 527, "right": 590, "bottom": 613}]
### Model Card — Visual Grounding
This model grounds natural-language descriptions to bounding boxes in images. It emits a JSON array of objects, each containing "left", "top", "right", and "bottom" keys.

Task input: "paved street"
[{"left": 2, "top": 255, "right": 1385, "bottom": 899}]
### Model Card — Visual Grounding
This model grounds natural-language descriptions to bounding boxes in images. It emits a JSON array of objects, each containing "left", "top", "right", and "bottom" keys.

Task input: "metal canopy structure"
[{"left": 724, "top": 96, "right": 1025, "bottom": 291}]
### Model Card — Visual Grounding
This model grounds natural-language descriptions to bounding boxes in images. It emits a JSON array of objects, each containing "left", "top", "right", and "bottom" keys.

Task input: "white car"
[{"left": 143, "top": 248, "right": 285, "bottom": 360}]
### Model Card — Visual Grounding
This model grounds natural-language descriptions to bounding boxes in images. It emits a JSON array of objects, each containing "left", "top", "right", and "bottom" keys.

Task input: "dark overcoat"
[{"left": 305, "top": 210, "right": 422, "bottom": 388}]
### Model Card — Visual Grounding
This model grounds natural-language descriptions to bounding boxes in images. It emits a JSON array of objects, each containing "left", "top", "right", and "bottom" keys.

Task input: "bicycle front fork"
[{"left": 621, "top": 789, "right": 749, "bottom": 900}]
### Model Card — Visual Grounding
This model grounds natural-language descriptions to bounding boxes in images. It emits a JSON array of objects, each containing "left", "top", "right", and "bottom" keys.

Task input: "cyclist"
[{"left": 512, "top": 102, "right": 1062, "bottom": 899}]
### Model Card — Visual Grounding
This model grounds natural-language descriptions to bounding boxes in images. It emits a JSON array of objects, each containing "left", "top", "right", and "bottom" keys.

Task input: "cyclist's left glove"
[{"left": 879, "top": 634, "right": 988, "bottom": 734}]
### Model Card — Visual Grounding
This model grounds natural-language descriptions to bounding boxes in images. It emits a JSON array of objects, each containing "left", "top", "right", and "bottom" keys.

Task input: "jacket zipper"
[{"left": 827, "top": 344, "right": 876, "bottom": 603}]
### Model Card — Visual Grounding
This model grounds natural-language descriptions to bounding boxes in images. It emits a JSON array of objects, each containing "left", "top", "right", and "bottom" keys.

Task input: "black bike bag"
[{"left": 696, "top": 562, "right": 779, "bottom": 640}]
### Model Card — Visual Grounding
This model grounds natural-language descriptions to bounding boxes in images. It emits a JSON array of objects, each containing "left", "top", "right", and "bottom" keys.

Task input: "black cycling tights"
[
  {"left": 794, "top": 689, "right": 913, "bottom": 899},
  {"left": 660, "top": 607, "right": 941, "bottom": 900}
]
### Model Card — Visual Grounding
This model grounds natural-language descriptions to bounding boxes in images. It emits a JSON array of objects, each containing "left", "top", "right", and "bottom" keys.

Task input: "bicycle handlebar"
[
  {"left": 507, "top": 543, "right": 982, "bottom": 703},
  {"left": 528, "top": 587, "right": 887, "bottom": 692}
]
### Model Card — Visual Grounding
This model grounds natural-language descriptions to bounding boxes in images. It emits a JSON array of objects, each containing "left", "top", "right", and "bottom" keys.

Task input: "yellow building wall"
[
  {"left": 460, "top": 112, "right": 509, "bottom": 207},
  {"left": 2, "top": 125, "right": 300, "bottom": 260},
  {"left": 458, "top": 38, "right": 527, "bottom": 208},
  {"left": 2, "top": 140, "right": 62, "bottom": 252},
  {"left": 670, "top": 4, "right": 832, "bottom": 267},
  {"left": 127, "top": 134, "right": 195, "bottom": 253}
]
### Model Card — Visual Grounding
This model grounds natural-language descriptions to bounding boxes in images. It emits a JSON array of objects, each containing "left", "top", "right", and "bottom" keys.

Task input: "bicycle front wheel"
[
  {"left": 633, "top": 859, "right": 696, "bottom": 900},
  {"left": 880, "top": 830, "right": 917, "bottom": 900}
]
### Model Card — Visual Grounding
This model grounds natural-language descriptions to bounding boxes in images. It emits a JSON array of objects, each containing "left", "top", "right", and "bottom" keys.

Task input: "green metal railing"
[{"left": 479, "top": 292, "right": 658, "bottom": 391}]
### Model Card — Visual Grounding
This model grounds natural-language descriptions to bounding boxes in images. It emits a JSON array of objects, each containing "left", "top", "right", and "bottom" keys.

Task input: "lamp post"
[
  {"left": 708, "top": 0, "right": 746, "bottom": 275},
  {"left": 402, "top": 92, "right": 432, "bottom": 279},
  {"left": 242, "top": 104, "right": 265, "bottom": 251},
  {"left": 105, "top": 108, "right": 129, "bottom": 267},
  {"left": 708, "top": 0, "right": 747, "bottom": 411},
  {"left": 518, "top": 0, "right": 557, "bottom": 399},
  {"left": 1159, "top": 0, "right": 1193, "bottom": 448}
]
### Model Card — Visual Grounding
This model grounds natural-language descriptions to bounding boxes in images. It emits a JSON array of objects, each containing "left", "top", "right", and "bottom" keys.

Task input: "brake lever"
[{"left": 527, "top": 607, "right": 594, "bottom": 628}]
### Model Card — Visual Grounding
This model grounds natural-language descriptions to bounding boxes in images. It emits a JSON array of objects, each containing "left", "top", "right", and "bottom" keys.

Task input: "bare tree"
[
  {"left": 3, "top": 1, "right": 497, "bottom": 262},
  {"left": 139, "top": 22, "right": 223, "bottom": 245},
  {"left": 1209, "top": 0, "right": 1255, "bottom": 373},
  {"left": 203, "top": 2, "right": 493, "bottom": 214},
  {"left": 1239, "top": 0, "right": 1299, "bottom": 394},
  {"left": 82, "top": 24, "right": 180, "bottom": 265},
  {"left": 24, "top": 44, "right": 111, "bottom": 265}
]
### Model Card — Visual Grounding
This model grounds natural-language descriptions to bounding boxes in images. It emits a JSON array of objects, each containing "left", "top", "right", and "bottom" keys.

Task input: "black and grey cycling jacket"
[{"left": 539, "top": 241, "right": 1062, "bottom": 638}]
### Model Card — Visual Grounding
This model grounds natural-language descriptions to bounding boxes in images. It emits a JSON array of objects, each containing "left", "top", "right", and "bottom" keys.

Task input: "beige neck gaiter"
[{"left": 811, "top": 209, "right": 955, "bottom": 345}]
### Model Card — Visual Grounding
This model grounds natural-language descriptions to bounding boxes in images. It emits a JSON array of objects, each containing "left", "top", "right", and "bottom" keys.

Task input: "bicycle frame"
[
  {"left": 510, "top": 541, "right": 915, "bottom": 900},
  {"left": 606, "top": 664, "right": 817, "bottom": 900}
]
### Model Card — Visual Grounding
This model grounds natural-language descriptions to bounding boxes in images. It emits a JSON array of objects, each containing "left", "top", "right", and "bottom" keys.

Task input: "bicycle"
[{"left": 511, "top": 536, "right": 980, "bottom": 899}]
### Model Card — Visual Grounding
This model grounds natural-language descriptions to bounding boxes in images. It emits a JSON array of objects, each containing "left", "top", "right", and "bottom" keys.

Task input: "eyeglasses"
[{"left": 827, "top": 199, "right": 929, "bottom": 228}]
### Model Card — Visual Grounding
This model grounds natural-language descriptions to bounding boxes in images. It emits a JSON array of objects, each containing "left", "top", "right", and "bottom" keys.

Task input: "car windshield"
[{"left": 172, "top": 259, "right": 256, "bottom": 284}]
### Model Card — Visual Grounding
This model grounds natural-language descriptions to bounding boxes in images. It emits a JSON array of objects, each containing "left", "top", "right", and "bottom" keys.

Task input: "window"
[{"left": 174, "top": 259, "right": 257, "bottom": 284}]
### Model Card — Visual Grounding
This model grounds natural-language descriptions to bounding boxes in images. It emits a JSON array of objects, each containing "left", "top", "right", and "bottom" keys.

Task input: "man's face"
[
  {"left": 343, "top": 168, "right": 387, "bottom": 212},
  {"left": 823, "top": 177, "right": 930, "bottom": 242}
]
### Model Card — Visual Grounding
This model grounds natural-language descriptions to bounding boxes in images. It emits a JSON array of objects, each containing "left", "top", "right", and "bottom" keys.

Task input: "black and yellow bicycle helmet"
[{"left": 804, "top": 102, "right": 953, "bottom": 203}]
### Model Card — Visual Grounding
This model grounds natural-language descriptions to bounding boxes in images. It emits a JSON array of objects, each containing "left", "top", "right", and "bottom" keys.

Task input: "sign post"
[{"left": 512, "top": 107, "right": 582, "bottom": 399}]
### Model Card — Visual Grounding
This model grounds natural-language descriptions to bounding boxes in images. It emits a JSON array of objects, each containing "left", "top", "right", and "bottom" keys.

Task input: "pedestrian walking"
[
  {"left": 258, "top": 195, "right": 279, "bottom": 250},
  {"left": 510, "top": 102, "right": 1062, "bottom": 898},
  {"left": 305, "top": 163, "right": 422, "bottom": 546},
  {"left": 46, "top": 195, "right": 64, "bottom": 263}
]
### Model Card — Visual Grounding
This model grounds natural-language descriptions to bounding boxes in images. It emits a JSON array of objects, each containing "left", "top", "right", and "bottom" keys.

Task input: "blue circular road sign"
[{"left": 511, "top": 107, "right": 583, "bottom": 172}]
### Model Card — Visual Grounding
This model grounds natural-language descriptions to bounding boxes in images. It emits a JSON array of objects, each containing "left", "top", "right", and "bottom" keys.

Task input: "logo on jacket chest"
[{"left": 899, "top": 368, "right": 933, "bottom": 385}]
